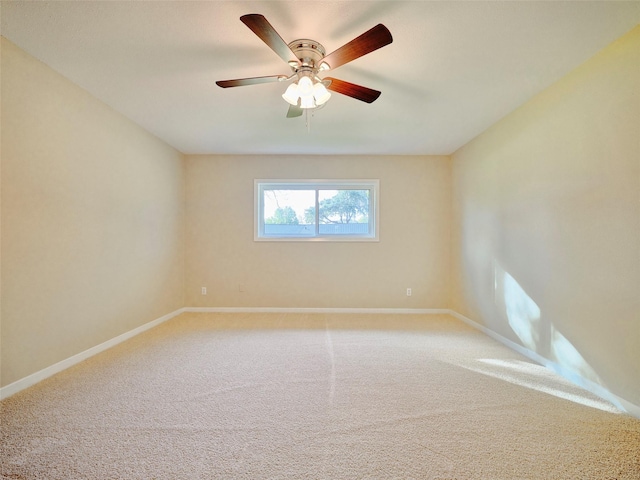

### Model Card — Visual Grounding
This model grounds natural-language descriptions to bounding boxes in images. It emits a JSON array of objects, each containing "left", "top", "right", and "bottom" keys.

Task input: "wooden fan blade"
[
  {"left": 216, "top": 75, "right": 286, "bottom": 88},
  {"left": 240, "top": 14, "right": 300, "bottom": 65},
  {"left": 286, "top": 104, "right": 303, "bottom": 118},
  {"left": 324, "top": 77, "right": 381, "bottom": 103},
  {"left": 322, "top": 24, "right": 392, "bottom": 70}
]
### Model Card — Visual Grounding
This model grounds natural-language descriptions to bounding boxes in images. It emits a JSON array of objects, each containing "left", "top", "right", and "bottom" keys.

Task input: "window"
[{"left": 255, "top": 180, "right": 379, "bottom": 241}]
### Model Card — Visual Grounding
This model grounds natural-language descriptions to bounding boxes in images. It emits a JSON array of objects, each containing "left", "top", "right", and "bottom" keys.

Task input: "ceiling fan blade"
[
  {"left": 324, "top": 77, "right": 381, "bottom": 103},
  {"left": 321, "top": 24, "right": 392, "bottom": 70},
  {"left": 286, "top": 105, "right": 303, "bottom": 118},
  {"left": 240, "top": 14, "right": 300, "bottom": 66},
  {"left": 216, "top": 75, "right": 286, "bottom": 88}
]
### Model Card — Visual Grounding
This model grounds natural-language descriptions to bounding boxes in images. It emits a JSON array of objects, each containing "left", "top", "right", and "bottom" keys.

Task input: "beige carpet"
[{"left": 1, "top": 313, "right": 639, "bottom": 479}]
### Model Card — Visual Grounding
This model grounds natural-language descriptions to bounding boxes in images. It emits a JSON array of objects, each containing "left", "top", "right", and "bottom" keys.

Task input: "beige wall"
[
  {"left": 1, "top": 38, "right": 185, "bottom": 387},
  {"left": 451, "top": 27, "right": 640, "bottom": 406},
  {"left": 185, "top": 155, "right": 451, "bottom": 309}
]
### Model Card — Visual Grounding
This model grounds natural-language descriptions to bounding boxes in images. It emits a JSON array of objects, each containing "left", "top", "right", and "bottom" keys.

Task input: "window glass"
[
  {"left": 255, "top": 180, "right": 379, "bottom": 241},
  {"left": 317, "top": 190, "right": 370, "bottom": 235},
  {"left": 263, "top": 189, "right": 315, "bottom": 237}
]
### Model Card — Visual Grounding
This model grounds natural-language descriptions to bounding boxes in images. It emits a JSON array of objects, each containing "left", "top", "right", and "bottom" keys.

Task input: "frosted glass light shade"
[
  {"left": 300, "top": 95, "right": 315, "bottom": 109},
  {"left": 282, "top": 83, "right": 299, "bottom": 105},
  {"left": 313, "top": 82, "right": 331, "bottom": 105},
  {"left": 297, "top": 76, "right": 314, "bottom": 96}
]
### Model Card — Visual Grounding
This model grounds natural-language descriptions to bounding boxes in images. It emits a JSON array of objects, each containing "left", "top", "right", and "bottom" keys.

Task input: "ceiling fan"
[{"left": 216, "top": 14, "right": 393, "bottom": 118}]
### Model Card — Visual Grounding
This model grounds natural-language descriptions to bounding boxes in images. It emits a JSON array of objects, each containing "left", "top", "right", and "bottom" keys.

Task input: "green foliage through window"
[
  {"left": 265, "top": 206, "right": 299, "bottom": 225},
  {"left": 304, "top": 190, "right": 369, "bottom": 224}
]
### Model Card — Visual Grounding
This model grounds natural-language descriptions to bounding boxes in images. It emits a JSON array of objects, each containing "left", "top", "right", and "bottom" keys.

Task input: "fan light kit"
[
  {"left": 216, "top": 14, "right": 393, "bottom": 119},
  {"left": 281, "top": 40, "right": 332, "bottom": 110}
]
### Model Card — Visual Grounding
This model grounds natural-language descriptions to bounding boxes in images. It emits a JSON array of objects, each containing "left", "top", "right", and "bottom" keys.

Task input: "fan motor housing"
[{"left": 288, "top": 39, "right": 326, "bottom": 70}]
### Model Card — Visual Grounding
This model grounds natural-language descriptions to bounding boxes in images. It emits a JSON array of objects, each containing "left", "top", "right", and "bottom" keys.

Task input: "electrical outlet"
[
  {"left": 406, "top": 288, "right": 412, "bottom": 297},
  {"left": 201, "top": 287, "right": 207, "bottom": 295}
]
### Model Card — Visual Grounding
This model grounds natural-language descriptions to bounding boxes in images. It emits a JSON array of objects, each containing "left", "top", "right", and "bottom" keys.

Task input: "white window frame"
[{"left": 254, "top": 179, "right": 380, "bottom": 242}]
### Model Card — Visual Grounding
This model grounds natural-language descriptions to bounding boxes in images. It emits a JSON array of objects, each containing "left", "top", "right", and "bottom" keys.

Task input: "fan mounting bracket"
[{"left": 287, "top": 39, "right": 327, "bottom": 73}]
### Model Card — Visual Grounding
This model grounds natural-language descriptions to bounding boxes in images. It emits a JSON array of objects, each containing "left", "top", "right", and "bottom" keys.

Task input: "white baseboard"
[
  {"left": 0, "top": 308, "right": 186, "bottom": 400},
  {"left": 184, "top": 307, "right": 450, "bottom": 314},
  {"left": 448, "top": 310, "right": 640, "bottom": 419}
]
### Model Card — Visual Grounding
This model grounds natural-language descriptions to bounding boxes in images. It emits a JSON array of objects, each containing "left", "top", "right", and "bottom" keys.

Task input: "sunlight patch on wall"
[
  {"left": 550, "top": 327, "right": 602, "bottom": 385},
  {"left": 493, "top": 263, "right": 608, "bottom": 400},
  {"left": 494, "top": 264, "right": 541, "bottom": 351}
]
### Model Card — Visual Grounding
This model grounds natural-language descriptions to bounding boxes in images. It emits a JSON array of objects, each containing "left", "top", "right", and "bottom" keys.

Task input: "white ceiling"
[{"left": 2, "top": 1, "right": 639, "bottom": 155}]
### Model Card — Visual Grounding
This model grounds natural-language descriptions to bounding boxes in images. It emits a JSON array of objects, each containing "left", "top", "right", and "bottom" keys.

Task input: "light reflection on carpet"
[{"left": 459, "top": 358, "right": 621, "bottom": 414}]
